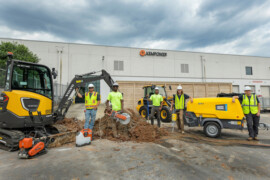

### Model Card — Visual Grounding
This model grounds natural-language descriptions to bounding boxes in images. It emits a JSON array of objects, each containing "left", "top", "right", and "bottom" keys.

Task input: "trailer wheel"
[{"left": 204, "top": 122, "right": 221, "bottom": 138}]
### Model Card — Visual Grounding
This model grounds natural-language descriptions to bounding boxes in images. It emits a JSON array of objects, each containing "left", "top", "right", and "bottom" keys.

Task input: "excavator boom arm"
[{"left": 54, "top": 69, "right": 114, "bottom": 121}]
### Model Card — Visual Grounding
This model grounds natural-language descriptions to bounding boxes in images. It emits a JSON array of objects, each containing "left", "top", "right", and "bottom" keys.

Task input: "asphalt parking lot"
[{"left": 0, "top": 113, "right": 269, "bottom": 180}]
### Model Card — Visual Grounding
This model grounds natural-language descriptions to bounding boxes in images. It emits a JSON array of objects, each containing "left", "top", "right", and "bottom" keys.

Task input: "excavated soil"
[
  {"left": 51, "top": 109, "right": 168, "bottom": 147},
  {"left": 93, "top": 109, "right": 168, "bottom": 142},
  {"left": 54, "top": 118, "right": 84, "bottom": 132},
  {"left": 49, "top": 113, "right": 270, "bottom": 148}
]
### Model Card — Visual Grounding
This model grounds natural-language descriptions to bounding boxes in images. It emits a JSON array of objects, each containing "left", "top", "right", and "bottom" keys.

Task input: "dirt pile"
[
  {"left": 93, "top": 109, "right": 168, "bottom": 142},
  {"left": 50, "top": 109, "right": 168, "bottom": 147},
  {"left": 54, "top": 118, "right": 84, "bottom": 132}
]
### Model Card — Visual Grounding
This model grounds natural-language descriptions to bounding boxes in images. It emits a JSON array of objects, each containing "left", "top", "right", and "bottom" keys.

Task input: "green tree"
[{"left": 0, "top": 42, "right": 40, "bottom": 88}]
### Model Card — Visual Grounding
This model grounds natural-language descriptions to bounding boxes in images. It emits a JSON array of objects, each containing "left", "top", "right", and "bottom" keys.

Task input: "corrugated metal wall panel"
[{"left": 117, "top": 81, "right": 232, "bottom": 110}]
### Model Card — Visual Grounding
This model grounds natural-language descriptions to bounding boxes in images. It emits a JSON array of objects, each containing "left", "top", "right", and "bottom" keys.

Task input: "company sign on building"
[{"left": 140, "top": 50, "right": 167, "bottom": 57}]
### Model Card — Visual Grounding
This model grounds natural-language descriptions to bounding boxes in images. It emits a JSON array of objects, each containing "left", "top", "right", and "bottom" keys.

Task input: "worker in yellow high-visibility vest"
[
  {"left": 76, "top": 84, "right": 100, "bottom": 130},
  {"left": 233, "top": 86, "right": 261, "bottom": 141},
  {"left": 170, "top": 86, "right": 193, "bottom": 134}
]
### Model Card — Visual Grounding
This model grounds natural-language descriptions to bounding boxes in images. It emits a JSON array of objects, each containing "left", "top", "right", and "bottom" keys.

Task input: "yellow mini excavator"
[{"left": 0, "top": 52, "right": 117, "bottom": 154}]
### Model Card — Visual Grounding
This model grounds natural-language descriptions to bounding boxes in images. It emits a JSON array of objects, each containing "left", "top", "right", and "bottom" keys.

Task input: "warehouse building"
[{"left": 1, "top": 38, "right": 270, "bottom": 110}]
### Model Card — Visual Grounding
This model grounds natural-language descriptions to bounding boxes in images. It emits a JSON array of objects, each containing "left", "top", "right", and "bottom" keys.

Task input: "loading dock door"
[
  {"left": 261, "top": 86, "right": 270, "bottom": 97},
  {"left": 232, "top": 85, "right": 240, "bottom": 93},
  {"left": 261, "top": 86, "right": 270, "bottom": 109}
]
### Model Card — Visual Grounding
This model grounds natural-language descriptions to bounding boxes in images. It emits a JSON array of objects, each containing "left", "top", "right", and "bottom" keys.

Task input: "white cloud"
[
  {"left": 87, "top": 16, "right": 134, "bottom": 36},
  {"left": 0, "top": 26, "right": 64, "bottom": 42},
  {"left": 1, "top": 0, "right": 270, "bottom": 57},
  {"left": 131, "top": 39, "right": 181, "bottom": 50},
  {"left": 74, "top": 40, "right": 94, "bottom": 44},
  {"left": 187, "top": 22, "right": 270, "bottom": 57},
  {"left": 18, "top": 0, "right": 88, "bottom": 11}
]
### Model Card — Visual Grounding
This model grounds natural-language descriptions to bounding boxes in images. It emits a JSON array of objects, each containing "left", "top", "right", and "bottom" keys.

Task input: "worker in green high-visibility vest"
[
  {"left": 170, "top": 86, "right": 193, "bottom": 134},
  {"left": 149, "top": 87, "right": 163, "bottom": 127},
  {"left": 106, "top": 82, "right": 124, "bottom": 112},
  {"left": 106, "top": 82, "right": 124, "bottom": 138},
  {"left": 233, "top": 86, "right": 261, "bottom": 141}
]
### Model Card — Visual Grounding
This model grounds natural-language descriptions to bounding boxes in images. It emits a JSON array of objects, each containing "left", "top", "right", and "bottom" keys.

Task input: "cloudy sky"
[{"left": 0, "top": 0, "right": 270, "bottom": 56}]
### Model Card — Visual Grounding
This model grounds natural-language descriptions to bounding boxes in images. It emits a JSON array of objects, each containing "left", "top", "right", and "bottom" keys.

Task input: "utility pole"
[
  {"left": 200, "top": 56, "right": 206, "bottom": 82},
  {"left": 56, "top": 46, "right": 64, "bottom": 97},
  {"left": 102, "top": 56, "right": 105, "bottom": 69}
]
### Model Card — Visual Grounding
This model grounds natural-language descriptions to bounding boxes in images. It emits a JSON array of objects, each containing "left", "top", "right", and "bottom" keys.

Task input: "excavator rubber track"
[{"left": 0, "top": 128, "right": 25, "bottom": 151}]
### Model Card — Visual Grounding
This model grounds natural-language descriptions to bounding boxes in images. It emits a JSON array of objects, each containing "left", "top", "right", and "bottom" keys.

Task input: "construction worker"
[
  {"left": 76, "top": 84, "right": 100, "bottom": 130},
  {"left": 170, "top": 86, "right": 193, "bottom": 134},
  {"left": 232, "top": 86, "right": 261, "bottom": 141},
  {"left": 106, "top": 82, "right": 124, "bottom": 138},
  {"left": 149, "top": 87, "right": 163, "bottom": 127},
  {"left": 106, "top": 82, "right": 124, "bottom": 112}
]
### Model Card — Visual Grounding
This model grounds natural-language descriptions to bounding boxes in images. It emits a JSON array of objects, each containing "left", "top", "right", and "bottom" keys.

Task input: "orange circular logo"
[{"left": 140, "top": 50, "right": 146, "bottom": 56}]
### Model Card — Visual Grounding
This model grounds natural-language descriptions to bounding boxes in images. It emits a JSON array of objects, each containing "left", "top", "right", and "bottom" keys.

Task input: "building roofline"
[{"left": 0, "top": 37, "right": 269, "bottom": 59}]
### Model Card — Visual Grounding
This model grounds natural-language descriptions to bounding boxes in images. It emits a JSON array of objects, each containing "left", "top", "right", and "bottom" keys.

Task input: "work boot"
[
  {"left": 247, "top": 137, "right": 253, "bottom": 141},
  {"left": 253, "top": 137, "right": 259, "bottom": 141}
]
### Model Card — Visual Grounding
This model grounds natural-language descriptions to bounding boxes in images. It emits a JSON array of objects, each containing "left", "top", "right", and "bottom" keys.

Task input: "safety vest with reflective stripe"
[
  {"left": 242, "top": 94, "right": 258, "bottom": 114},
  {"left": 85, "top": 92, "right": 98, "bottom": 109},
  {"left": 175, "top": 94, "right": 185, "bottom": 110}
]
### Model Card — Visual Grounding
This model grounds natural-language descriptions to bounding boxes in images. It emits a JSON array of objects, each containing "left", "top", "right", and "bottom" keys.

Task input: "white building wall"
[{"left": 1, "top": 38, "right": 270, "bottom": 102}]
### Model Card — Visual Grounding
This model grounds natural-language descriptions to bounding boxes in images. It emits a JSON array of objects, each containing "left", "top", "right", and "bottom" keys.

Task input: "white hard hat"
[
  {"left": 88, "top": 84, "right": 94, "bottom": 88},
  {"left": 113, "top": 82, "right": 119, "bottom": 86},
  {"left": 177, "top": 86, "right": 183, "bottom": 90},
  {"left": 155, "top": 87, "right": 159, "bottom": 90},
  {"left": 244, "top": 86, "right": 251, "bottom": 91}
]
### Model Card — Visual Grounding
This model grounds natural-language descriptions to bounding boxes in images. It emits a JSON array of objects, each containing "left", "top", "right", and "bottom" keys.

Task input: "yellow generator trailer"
[
  {"left": 185, "top": 97, "right": 245, "bottom": 138},
  {"left": 136, "top": 85, "right": 173, "bottom": 122}
]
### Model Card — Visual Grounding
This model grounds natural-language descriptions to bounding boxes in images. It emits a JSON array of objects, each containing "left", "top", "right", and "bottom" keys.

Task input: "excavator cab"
[
  {"left": 0, "top": 57, "right": 55, "bottom": 129},
  {"left": 7, "top": 60, "right": 53, "bottom": 98}
]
